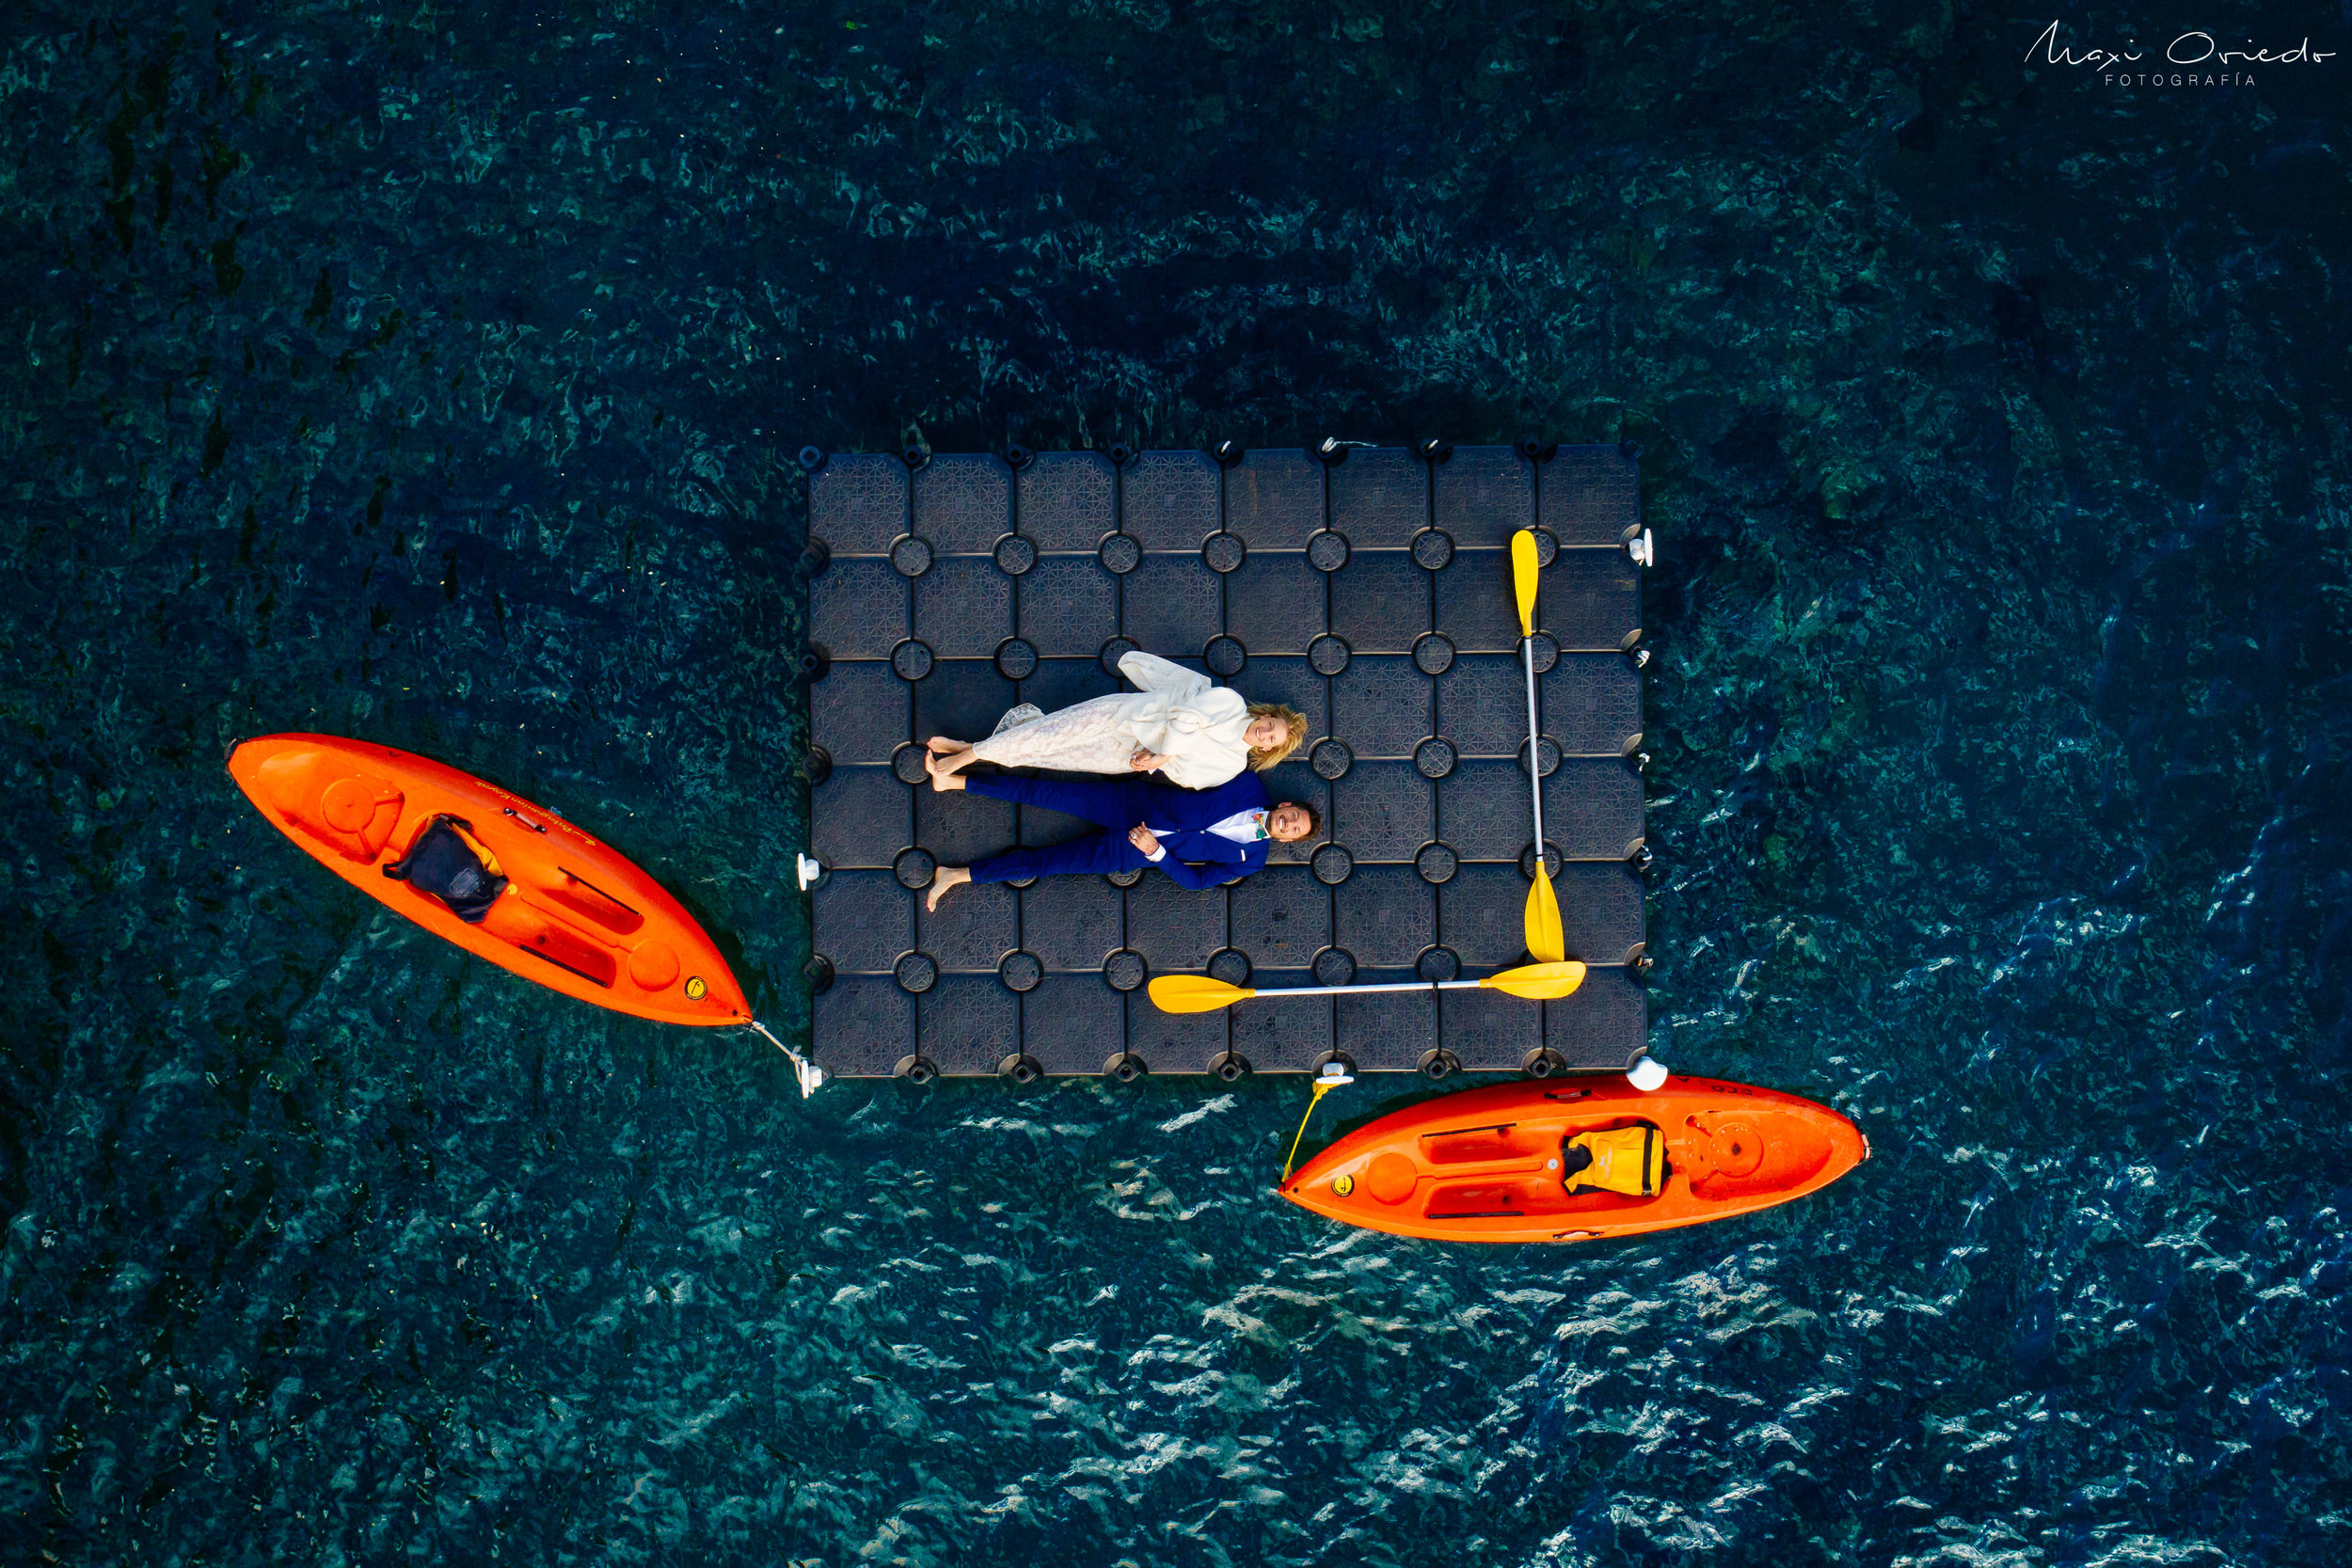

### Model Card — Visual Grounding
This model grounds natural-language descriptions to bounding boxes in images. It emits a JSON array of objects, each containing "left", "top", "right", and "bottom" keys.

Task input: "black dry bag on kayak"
[{"left": 383, "top": 815, "right": 508, "bottom": 923}]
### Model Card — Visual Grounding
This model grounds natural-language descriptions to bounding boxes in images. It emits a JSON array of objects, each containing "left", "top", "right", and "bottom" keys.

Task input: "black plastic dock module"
[{"left": 804, "top": 444, "right": 1649, "bottom": 1082}]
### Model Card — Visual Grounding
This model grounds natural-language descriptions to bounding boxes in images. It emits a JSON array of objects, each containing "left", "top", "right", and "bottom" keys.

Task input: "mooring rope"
[
  {"left": 1281, "top": 1068, "right": 1353, "bottom": 1180},
  {"left": 748, "top": 1019, "right": 827, "bottom": 1099}
]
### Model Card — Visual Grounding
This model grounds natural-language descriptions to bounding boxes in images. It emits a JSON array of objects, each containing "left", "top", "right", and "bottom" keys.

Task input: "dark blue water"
[{"left": 5, "top": 4, "right": 2349, "bottom": 1562}]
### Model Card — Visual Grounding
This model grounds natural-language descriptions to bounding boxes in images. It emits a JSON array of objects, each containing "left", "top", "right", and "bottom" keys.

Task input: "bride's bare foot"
[
  {"left": 926, "top": 736, "right": 961, "bottom": 754},
  {"left": 925, "top": 752, "right": 968, "bottom": 792},
  {"left": 926, "top": 866, "right": 970, "bottom": 911}
]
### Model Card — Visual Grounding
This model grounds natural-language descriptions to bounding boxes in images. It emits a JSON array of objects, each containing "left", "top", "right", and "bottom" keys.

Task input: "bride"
[{"left": 926, "top": 650, "right": 1306, "bottom": 791}]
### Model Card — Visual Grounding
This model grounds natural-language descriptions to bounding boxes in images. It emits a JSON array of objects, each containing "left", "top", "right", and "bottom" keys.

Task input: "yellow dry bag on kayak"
[{"left": 1564, "top": 1125, "right": 1663, "bottom": 1196}]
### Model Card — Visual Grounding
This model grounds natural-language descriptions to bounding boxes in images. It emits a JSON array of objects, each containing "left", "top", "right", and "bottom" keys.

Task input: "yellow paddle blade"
[
  {"left": 1149, "top": 974, "right": 1257, "bottom": 1014},
  {"left": 1523, "top": 869, "right": 1565, "bottom": 964},
  {"left": 1480, "top": 959, "right": 1586, "bottom": 1000},
  {"left": 1511, "top": 530, "right": 1540, "bottom": 638}
]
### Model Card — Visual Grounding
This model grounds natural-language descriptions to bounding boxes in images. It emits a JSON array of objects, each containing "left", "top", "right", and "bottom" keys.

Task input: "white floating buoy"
[
  {"left": 1628, "top": 1055, "right": 1669, "bottom": 1091},
  {"left": 795, "top": 852, "right": 823, "bottom": 892}
]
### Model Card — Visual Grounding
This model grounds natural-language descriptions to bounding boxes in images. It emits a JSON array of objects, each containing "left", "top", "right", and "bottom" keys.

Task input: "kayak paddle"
[
  {"left": 1512, "top": 529, "right": 1565, "bottom": 963},
  {"left": 1148, "top": 960, "right": 1587, "bottom": 1014}
]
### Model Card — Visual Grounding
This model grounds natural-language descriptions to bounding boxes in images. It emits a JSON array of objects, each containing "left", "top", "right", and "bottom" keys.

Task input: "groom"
[{"left": 923, "top": 764, "right": 1318, "bottom": 911}]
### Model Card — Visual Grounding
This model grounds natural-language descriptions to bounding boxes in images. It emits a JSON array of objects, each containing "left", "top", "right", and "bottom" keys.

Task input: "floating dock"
[{"left": 803, "top": 443, "right": 1649, "bottom": 1080}]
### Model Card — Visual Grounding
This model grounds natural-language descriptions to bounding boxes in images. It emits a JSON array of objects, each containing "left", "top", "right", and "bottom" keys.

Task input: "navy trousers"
[
  {"left": 970, "top": 832, "right": 1138, "bottom": 884},
  {"left": 962, "top": 773, "right": 1267, "bottom": 887}
]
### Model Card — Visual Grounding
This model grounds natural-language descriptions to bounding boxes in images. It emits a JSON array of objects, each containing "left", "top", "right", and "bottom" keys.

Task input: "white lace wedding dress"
[{"left": 966, "top": 651, "right": 1254, "bottom": 788}]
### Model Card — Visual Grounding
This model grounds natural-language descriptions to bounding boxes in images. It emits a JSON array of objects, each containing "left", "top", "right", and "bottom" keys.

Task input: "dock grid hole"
[{"left": 804, "top": 443, "right": 1649, "bottom": 1081}]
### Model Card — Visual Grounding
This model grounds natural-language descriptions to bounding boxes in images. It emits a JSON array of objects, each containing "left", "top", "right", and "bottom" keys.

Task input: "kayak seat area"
[
  {"left": 808, "top": 445, "right": 1652, "bottom": 1079},
  {"left": 1393, "top": 1115, "right": 1671, "bottom": 1220},
  {"left": 1563, "top": 1123, "right": 1664, "bottom": 1197},
  {"left": 382, "top": 816, "right": 509, "bottom": 924}
]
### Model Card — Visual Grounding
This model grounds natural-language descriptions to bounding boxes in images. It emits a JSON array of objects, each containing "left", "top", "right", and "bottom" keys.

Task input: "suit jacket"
[{"left": 966, "top": 772, "right": 1275, "bottom": 888}]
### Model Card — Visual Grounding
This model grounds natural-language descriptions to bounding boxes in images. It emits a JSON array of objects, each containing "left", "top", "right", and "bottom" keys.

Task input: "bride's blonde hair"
[{"left": 1246, "top": 704, "right": 1309, "bottom": 771}]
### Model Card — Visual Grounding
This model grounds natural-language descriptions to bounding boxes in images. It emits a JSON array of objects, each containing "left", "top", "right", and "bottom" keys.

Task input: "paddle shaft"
[
  {"left": 1513, "top": 530, "right": 1547, "bottom": 852},
  {"left": 1522, "top": 636, "right": 1546, "bottom": 849},
  {"left": 1245, "top": 978, "right": 1518, "bottom": 1001}
]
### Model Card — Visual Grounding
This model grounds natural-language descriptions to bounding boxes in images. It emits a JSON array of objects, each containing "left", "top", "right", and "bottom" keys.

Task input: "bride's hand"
[{"left": 1129, "top": 748, "right": 1161, "bottom": 771}]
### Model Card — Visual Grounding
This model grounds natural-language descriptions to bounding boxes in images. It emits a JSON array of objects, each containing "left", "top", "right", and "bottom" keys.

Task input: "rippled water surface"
[{"left": 4, "top": 3, "right": 2349, "bottom": 1562}]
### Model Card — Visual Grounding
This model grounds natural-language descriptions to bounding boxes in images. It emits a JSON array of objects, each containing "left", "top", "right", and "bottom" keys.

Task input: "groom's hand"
[
  {"left": 1128, "top": 748, "right": 1161, "bottom": 771},
  {"left": 1128, "top": 824, "right": 1160, "bottom": 856}
]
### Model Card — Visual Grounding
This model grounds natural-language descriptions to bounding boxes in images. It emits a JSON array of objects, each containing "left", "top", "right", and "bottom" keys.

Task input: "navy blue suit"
[{"left": 965, "top": 773, "right": 1274, "bottom": 890}]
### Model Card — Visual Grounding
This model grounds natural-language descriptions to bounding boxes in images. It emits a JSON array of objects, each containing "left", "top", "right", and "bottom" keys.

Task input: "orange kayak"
[
  {"left": 229, "top": 734, "right": 751, "bottom": 1028},
  {"left": 1281, "top": 1075, "right": 1867, "bottom": 1243}
]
